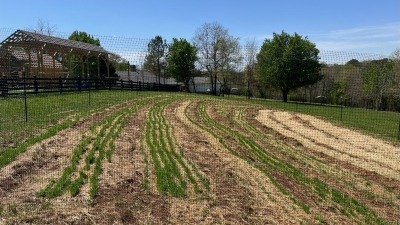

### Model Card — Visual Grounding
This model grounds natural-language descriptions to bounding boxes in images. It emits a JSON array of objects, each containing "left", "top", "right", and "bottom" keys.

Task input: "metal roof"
[{"left": 0, "top": 30, "right": 111, "bottom": 55}]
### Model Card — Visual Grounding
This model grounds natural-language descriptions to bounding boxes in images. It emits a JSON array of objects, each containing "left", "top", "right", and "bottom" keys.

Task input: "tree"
[
  {"left": 217, "top": 36, "right": 241, "bottom": 95},
  {"left": 256, "top": 31, "right": 322, "bottom": 102},
  {"left": 167, "top": 38, "right": 197, "bottom": 88},
  {"left": 69, "top": 31, "right": 100, "bottom": 46},
  {"left": 34, "top": 18, "right": 56, "bottom": 35},
  {"left": 362, "top": 58, "right": 395, "bottom": 110},
  {"left": 391, "top": 48, "right": 400, "bottom": 61},
  {"left": 143, "top": 36, "right": 168, "bottom": 84},
  {"left": 193, "top": 22, "right": 240, "bottom": 95},
  {"left": 346, "top": 59, "right": 362, "bottom": 67},
  {"left": 244, "top": 39, "right": 258, "bottom": 98}
]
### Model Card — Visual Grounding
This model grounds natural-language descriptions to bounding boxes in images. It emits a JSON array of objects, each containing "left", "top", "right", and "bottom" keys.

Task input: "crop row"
[
  {"left": 185, "top": 100, "right": 386, "bottom": 225},
  {"left": 37, "top": 101, "right": 144, "bottom": 199},
  {"left": 144, "top": 98, "right": 209, "bottom": 197}
]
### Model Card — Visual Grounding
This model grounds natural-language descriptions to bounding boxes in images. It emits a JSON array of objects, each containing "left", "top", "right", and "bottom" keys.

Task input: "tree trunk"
[
  {"left": 247, "top": 80, "right": 250, "bottom": 99},
  {"left": 210, "top": 74, "right": 214, "bottom": 95},
  {"left": 282, "top": 89, "right": 289, "bottom": 102},
  {"left": 213, "top": 74, "right": 218, "bottom": 95}
]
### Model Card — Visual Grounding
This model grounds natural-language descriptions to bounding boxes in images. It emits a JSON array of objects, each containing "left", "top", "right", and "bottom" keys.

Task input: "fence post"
[
  {"left": 78, "top": 76, "right": 82, "bottom": 91},
  {"left": 108, "top": 79, "right": 112, "bottom": 91},
  {"left": 147, "top": 82, "right": 149, "bottom": 91},
  {"left": 0, "top": 76, "right": 8, "bottom": 97},
  {"left": 130, "top": 80, "right": 133, "bottom": 91},
  {"left": 95, "top": 78, "right": 99, "bottom": 90},
  {"left": 59, "top": 76, "right": 63, "bottom": 94},
  {"left": 120, "top": 79, "right": 124, "bottom": 90},
  {"left": 139, "top": 81, "right": 141, "bottom": 91},
  {"left": 33, "top": 76, "right": 38, "bottom": 94}
]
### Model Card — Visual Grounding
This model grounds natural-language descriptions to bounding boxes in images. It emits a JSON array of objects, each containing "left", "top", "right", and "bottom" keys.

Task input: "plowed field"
[{"left": 1, "top": 94, "right": 399, "bottom": 224}]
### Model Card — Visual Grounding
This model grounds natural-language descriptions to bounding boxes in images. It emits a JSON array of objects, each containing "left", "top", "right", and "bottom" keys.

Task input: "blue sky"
[{"left": 1, "top": 0, "right": 400, "bottom": 55}]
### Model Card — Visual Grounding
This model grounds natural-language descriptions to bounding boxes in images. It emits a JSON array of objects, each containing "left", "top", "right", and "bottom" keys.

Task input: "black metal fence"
[{"left": 0, "top": 75, "right": 181, "bottom": 97}]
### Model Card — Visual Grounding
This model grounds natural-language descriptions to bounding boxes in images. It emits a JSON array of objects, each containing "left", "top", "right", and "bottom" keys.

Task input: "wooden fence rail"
[{"left": 0, "top": 76, "right": 181, "bottom": 97}]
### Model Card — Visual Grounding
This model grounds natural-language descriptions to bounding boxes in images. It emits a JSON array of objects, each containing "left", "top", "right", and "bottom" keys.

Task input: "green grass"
[
  {"left": 0, "top": 91, "right": 158, "bottom": 168},
  {"left": 144, "top": 97, "right": 209, "bottom": 197}
]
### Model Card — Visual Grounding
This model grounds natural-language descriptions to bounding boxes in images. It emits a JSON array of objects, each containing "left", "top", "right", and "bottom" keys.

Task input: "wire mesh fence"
[{"left": 1, "top": 27, "right": 400, "bottom": 224}]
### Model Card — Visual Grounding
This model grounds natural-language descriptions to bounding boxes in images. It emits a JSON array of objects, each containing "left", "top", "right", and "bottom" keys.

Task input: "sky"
[{"left": 1, "top": 0, "right": 400, "bottom": 56}]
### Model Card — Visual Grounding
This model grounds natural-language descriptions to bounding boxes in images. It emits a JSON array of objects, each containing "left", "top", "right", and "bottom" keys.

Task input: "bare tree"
[
  {"left": 244, "top": 39, "right": 258, "bottom": 98},
  {"left": 193, "top": 22, "right": 239, "bottom": 95},
  {"left": 35, "top": 18, "right": 56, "bottom": 36},
  {"left": 391, "top": 48, "right": 400, "bottom": 61}
]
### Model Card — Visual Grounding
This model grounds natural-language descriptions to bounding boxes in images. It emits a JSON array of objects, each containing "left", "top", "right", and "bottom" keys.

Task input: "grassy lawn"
[{"left": 0, "top": 91, "right": 152, "bottom": 150}]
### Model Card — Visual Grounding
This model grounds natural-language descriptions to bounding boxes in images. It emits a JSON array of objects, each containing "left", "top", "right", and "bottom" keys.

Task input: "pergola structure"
[{"left": 0, "top": 29, "right": 114, "bottom": 79}]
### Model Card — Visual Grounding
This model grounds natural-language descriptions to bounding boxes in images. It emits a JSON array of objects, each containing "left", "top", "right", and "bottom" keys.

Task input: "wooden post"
[
  {"left": 120, "top": 79, "right": 124, "bottom": 90},
  {"left": 130, "top": 80, "right": 133, "bottom": 91},
  {"left": 78, "top": 76, "right": 81, "bottom": 91},
  {"left": 95, "top": 78, "right": 99, "bottom": 90},
  {"left": 36, "top": 51, "right": 40, "bottom": 77},
  {"left": 80, "top": 56, "right": 84, "bottom": 78},
  {"left": 59, "top": 76, "right": 63, "bottom": 94},
  {"left": 97, "top": 55, "right": 100, "bottom": 79},
  {"left": 33, "top": 75, "right": 38, "bottom": 94},
  {"left": 139, "top": 81, "right": 141, "bottom": 91},
  {"left": 0, "top": 76, "right": 8, "bottom": 97},
  {"left": 52, "top": 54, "right": 56, "bottom": 78},
  {"left": 106, "top": 54, "right": 110, "bottom": 78}
]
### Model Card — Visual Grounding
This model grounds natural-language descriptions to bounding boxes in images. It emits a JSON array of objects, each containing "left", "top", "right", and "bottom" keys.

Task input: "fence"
[
  {"left": 0, "top": 75, "right": 181, "bottom": 97},
  {"left": 1, "top": 27, "right": 400, "bottom": 224},
  {"left": 1, "top": 27, "right": 399, "bottom": 112}
]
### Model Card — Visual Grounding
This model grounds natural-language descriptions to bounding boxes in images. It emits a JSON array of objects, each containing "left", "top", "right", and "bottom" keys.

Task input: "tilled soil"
[{"left": 1, "top": 98, "right": 399, "bottom": 224}]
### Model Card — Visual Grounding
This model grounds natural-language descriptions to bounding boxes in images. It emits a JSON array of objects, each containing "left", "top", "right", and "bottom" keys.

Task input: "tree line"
[
  {"left": 143, "top": 22, "right": 322, "bottom": 102},
  {"left": 34, "top": 19, "right": 400, "bottom": 110},
  {"left": 142, "top": 22, "right": 399, "bottom": 111}
]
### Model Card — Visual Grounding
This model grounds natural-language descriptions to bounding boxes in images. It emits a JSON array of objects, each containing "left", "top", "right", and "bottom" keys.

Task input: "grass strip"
[
  {"left": 145, "top": 98, "right": 209, "bottom": 197},
  {"left": 0, "top": 118, "right": 76, "bottom": 168}
]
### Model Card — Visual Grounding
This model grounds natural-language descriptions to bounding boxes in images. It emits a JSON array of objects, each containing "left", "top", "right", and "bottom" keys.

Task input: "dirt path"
[{"left": 167, "top": 101, "right": 313, "bottom": 224}]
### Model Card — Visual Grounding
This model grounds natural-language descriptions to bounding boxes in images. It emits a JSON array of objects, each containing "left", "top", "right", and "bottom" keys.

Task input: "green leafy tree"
[
  {"left": 257, "top": 31, "right": 322, "bottom": 102},
  {"left": 144, "top": 35, "right": 168, "bottom": 84},
  {"left": 346, "top": 59, "right": 362, "bottom": 67},
  {"left": 167, "top": 38, "right": 197, "bottom": 88},
  {"left": 362, "top": 58, "right": 395, "bottom": 110},
  {"left": 69, "top": 31, "right": 100, "bottom": 46}
]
